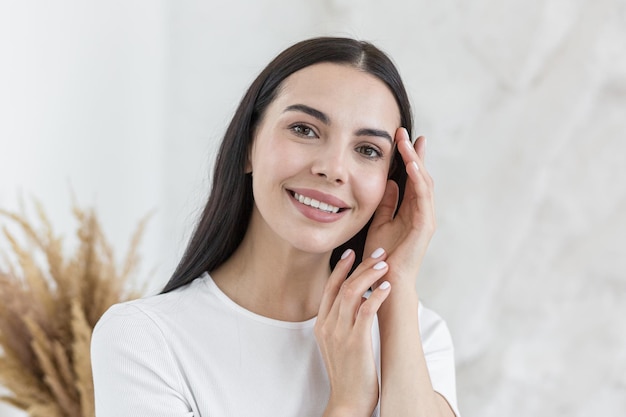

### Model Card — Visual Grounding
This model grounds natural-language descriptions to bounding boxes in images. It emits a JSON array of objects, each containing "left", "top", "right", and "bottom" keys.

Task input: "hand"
[
  {"left": 364, "top": 128, "right": 436, "bottom": 284},
  {"left": 315, "top": 248, "right": 392, "bottom": 417}
]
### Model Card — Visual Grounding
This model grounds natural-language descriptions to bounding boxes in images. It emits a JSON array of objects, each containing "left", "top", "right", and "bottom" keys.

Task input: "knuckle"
[
  {"left": 314, "top": 326, "right": 321, "bottom": 339},
  {"left": 314, "top": 323, "right": 330, "bottom": 340},
  {"left": 322, "top": 285, "right": 336, "bottom": 298},
  {"left": 421, "top": 217, "right": 436, "bottom": 230},
  {"left": 358, "top": 302, "right": 376, "bottom": 317},
  {"left": 340, "top": 282, "right": 359, "bottom": 300},
  {"left": 421, "top": 186, "right": 433, "bottom": 199}
]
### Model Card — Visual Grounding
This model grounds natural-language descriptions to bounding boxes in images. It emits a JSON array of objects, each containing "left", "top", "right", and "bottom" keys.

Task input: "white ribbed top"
[{"left": 91, "top": 273, "right": 459, "bottom": 417}]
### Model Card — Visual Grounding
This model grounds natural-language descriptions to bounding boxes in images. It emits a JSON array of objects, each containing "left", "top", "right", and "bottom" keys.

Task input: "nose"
[{"left": 311, "top": 143, "right": 348, "bottom": 185}]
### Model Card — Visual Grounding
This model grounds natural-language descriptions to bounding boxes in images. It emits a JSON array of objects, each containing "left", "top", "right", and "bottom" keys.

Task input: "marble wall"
[{"left": 1, "top": 0, "right": 625, "bottom": 416}]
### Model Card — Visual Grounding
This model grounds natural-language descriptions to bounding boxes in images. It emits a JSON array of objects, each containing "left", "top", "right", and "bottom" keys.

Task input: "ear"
[{"left": 245, "top": 138, "right": 255, "bottom": 174}]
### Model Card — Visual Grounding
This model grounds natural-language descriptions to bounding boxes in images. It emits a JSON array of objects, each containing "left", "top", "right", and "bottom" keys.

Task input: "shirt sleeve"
[
  {"left": 91, "top": 303, "right": 194, "bottom": 417},
  {"left": 419, "top": 303, "right": 461, "bottom": 417}
]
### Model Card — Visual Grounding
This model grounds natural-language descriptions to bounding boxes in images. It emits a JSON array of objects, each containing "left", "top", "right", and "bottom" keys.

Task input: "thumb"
[{"left": 370, "top": 180, "right": 399, "bottom": 230}]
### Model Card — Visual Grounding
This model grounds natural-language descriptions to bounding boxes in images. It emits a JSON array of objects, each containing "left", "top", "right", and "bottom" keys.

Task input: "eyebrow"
[
  {"left": 283, "top": 103, "right": 393, "bottom": 143},
  {"left": 355, "top": 128, "right": 393, "bottom": 143},
  {"left": 284, "top": 104, "right": 329, "bottom": 125}
]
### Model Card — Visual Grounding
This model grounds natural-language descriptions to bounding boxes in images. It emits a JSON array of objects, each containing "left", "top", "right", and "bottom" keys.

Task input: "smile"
[{"left": 293, "top": 192, "right": 341, "bottom": 213}]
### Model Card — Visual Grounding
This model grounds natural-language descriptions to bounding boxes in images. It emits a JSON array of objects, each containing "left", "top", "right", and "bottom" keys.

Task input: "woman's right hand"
[{"left": 315, "top": 247, "right": 392, "bottom": 417}]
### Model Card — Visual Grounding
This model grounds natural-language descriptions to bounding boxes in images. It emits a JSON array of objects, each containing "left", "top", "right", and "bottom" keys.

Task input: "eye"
[
  {"left": 356, "top": 145, "right": 383, "bottom": 159},
  {"left": 290, "top": 124, "right": 318, "bottom": 138}
]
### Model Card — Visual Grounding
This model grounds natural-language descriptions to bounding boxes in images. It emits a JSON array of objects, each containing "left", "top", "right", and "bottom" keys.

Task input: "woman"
[{"left": 91, "top": 37, "right": 460, "bottom": 417}]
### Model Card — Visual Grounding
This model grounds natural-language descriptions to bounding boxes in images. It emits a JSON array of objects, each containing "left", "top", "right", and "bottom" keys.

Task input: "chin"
[
  {"left": 290, "top": 240, "right": 338, "bottom": 256},
  {"left": 285, "top": 232, "right": 349, "bottom": 256}
]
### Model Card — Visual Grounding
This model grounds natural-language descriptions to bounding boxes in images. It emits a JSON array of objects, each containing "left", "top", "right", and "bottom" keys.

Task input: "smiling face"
[{"left": 246, "top": 62, "right": 401, "bottom": 255}]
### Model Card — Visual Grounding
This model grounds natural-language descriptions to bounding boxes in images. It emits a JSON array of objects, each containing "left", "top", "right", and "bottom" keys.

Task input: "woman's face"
[{"left": 247, "top": 62, "right": 401, "bottom": 254}]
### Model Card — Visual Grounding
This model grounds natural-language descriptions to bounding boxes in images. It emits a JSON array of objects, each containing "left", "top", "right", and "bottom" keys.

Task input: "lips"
[
  {"left": 293, "top": 192, "right": 340, "bottom": 213},
  {"left": 288, "top": 188, "right": 349, "bottom": 218}
]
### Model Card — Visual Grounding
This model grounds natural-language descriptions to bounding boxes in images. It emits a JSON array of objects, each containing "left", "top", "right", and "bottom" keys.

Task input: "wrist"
[
  {"left": 377, "top": 273, "right": 419, "bottom": 318},
  {"left": 383, "top": 270, "right": 419, "bottom": 295},
  {"left": 323, "top": 403, "right": 372, "bottom": 417}
]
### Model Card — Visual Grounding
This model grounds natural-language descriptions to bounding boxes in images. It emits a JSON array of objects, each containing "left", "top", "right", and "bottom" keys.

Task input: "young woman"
[{"left": 91, "top": 37, "right": 460, "bottom": 417}]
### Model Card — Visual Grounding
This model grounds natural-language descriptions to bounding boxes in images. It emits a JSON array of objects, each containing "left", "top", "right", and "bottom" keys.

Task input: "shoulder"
[
  {"left": 93, "top": 298, "right": 161, "bottom": 339},
  {"left": 90, "top": 286, "right": 200, "bottom": 395},
  {"left": 91, "top": 298, "right": 170, "bottom": 363},
  {"left": 90, "top": 290, "right": 199, "bottom": 415},
  {"left": 93, "top": 275, "right": 209, "bottom": 338},
  {"left": 91, "top": 277, "right": 204, "bottom": 355}
]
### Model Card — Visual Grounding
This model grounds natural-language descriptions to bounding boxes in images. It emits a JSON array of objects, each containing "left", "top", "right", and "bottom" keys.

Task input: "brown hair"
[{"left": 162, "top": 37, "right": 413, "bottom": 293}]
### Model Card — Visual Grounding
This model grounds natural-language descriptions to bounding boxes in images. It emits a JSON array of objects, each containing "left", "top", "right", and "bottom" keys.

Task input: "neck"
[{"left": 211, "top": 220, "right": 333, "bottom": 322}]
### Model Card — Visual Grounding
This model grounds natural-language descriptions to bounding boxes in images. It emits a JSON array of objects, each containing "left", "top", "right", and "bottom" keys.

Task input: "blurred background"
[{"left": 1, "top": 0, "right": 625, "bottom": 416}]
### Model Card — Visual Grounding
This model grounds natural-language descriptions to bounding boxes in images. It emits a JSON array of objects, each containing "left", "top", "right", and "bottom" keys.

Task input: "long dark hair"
[{"left": 162, "top": 37, "right": 413, "bottom": 293}]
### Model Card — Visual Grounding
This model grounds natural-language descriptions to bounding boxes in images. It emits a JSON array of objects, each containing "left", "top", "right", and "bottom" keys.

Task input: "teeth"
[{"left": 294, "top": 192, "right": 340, "bottom": 213}]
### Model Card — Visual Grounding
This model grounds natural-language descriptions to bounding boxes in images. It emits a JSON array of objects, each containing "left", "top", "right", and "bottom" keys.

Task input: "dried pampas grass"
[{"left": 0, "top": 201, "right": 147, "bottom": 417}]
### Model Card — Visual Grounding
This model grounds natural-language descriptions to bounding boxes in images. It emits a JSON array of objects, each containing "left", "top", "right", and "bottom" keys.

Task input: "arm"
[
  {"left": 91, "top": 303, "right": 193, "bottom": 417},
  {"left": 366, "top": 129, "right": 458, "bottom": 417},
  {"left": 377, "top": 281, "right": 456, "bottom": 417}
]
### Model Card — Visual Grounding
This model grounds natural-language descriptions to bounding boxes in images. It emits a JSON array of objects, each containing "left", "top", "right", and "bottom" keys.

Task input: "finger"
[
  {"left": 337, "top": 258, "right": 389, "bottom": 328},
  {"left": 408, "top": 141, "right": 435, "bottom": 208},
  {"left": 395, "top": 128, "right": 420, "bottom": 174},
  {"left": 396, "top": 128, "right": 426, "bottom": 168},
  {"left": 344, "top": 246, "right": 387, "bottom": 284},
  {"left": 318, "top": 249, "right": 354, "bottom": 321},
  {"left": 405, "top": 158, "right": 435, "bottom": 223},
  {"left": 396, "top": 131, "right": 433, "bottom": 197},
  {"left": 355, "top": 280, "right": 391, "bottom": 333},
  {"left": 411, "top": 136, "right": 434, "bottom": 188},
  {"left": 396, "top": 137, "right": 436, "bottom": 228},
  {"left": 324, "top": 247, "right": 387, "bottom": 326},
  {"left": 369, "top": 180, "right": 399, "bottom": 231},
  {"left": 415, "top": 135, "right": 426, "bottom": 162}
]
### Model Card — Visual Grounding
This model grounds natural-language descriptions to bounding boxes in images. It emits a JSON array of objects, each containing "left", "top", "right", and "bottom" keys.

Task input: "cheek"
[
  {"left": 252, "top": 141, "right": 306, "bottom": 180},
  {"left": 353, "top": 168, "right": 389, "bottom": 212}
]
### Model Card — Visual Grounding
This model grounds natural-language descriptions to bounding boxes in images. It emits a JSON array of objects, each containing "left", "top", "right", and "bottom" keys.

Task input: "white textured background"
[{"left": 1, "top": 1, "right": 625, "bottom": 416}]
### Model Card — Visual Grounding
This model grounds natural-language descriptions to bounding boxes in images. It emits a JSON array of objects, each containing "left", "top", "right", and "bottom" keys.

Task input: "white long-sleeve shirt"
[{"left": 91, "top": 272, "right": 460, "bottom": 417}]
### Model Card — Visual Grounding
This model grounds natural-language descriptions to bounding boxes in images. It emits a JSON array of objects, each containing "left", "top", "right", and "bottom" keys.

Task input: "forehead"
[{"left": 271, "top": 62, "right": 401, "bottom": 125}]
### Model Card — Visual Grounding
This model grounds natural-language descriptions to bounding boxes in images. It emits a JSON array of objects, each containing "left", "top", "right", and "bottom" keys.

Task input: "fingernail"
[
  {"left": 370, "top": 247, "right": 385, "bottom": 259},
  {"left": 403, "top": 128, "right": 412, "bottom": 144},
  {"left": 341, "top": 249, "right": 352, "bottom": 260},
  {"left": 379, "top": 281, "right": 391, "bottom": 290},
  {"left": 412, "top": 161, "right": 419, "bottom": 171},
  {"left": 373, "top": 261, "right": 387, "bottom": 270}
]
